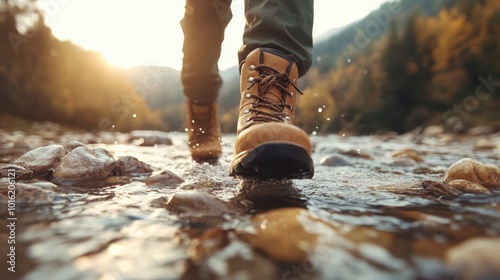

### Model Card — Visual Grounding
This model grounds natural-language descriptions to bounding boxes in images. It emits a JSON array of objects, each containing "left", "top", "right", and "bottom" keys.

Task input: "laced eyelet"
[
  {"left": 245, "top": 93, "right": 251, "bottom": 99},
  {"left": 244, "top": 109, "right": 249, "bottom": 114},
  {"left": 290, "top": 92, "right": 294, "bottom": 97},
  {"left": 248, "top": 77, "right": 254, "bottom": 82},
  {"left": 249, "top": 65, "right": 255, "bottom": 71},
  {"left": 285, "top": 116, "right": 291, "bottom": 121},
  {"left": 289, "top": 105, "right": 293, "bottom": 110}
]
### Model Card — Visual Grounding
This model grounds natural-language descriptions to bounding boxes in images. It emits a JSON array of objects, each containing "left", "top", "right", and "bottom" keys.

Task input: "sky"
[{"left": 41, "top": 0, "right": 390, "bottom": 70}]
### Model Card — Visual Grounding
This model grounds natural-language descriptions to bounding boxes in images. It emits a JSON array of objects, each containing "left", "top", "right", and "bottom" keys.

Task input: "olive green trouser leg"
[
  {"left": 180, "top": 0, "right": 232, "bottom": 105},
  {"left": 239, "top": 0, "right": 314, "bottom": 77}
]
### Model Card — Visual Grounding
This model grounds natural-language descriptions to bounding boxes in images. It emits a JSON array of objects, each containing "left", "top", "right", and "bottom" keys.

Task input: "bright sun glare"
[{"left": 42, "top": 0, "right": 389, "bottom": 70}]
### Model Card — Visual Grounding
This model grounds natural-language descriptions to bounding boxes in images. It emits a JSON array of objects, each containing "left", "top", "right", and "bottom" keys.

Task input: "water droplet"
[
  {"left": 316, "top": 56, "right": 322, "bottom": 62},
  {"left": 112, "top": 125, "right": 115, "bottom": 128},
  {"left": 347, "top": 58, "right": 352, "bottom": 63},
  {"left": 191, "top": 120, "right": 195, "bottom": 123},
  {"left": 327, "top": 118, "right": 331, "bottom": 121},
  {"left": 318, "top": 108, "right": 323, "bottom": 113},
  {"left": 184, "top": 128, "right": 188, "bottom": 132},
  {"left": 132, "top": 114, "right": 137, "bottom": 118},
  {"left": 312, "top": 131, "right": 317, "bottom": 135},
  {"left": 342, "top": 133, "right": 346, "bottom": 137}
]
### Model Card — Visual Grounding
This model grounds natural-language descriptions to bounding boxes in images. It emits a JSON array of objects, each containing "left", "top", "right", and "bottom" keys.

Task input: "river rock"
[
  {"left": 165, "top": 191, "right": 229, "bottom": 217},
  {"left": 0, "top": 179, "right": 57, "bottom": 204},
  {"left": 14, "top": 144, "right": 66, "bottom": 175},
  {"left": 447, "top": 179, "right": 491, "bottom": 194},
  {"left": 186, "top": 229, "right": 278, "bottom": 279},
  {"left": 54, "top": 147, "right": 116, "bottom": 180},
  {"left": 391, "top": 148, "right": 423, "bottom": 162},
  {"left": 446, "top": 237, "right": 500, "bottom": 279},
  {"left": 129, "top": 130, "right": 173, "bottom": 146},
  {"left": 474, "top": 139, "right": 496, "bottom": 151},
  {"left": 423, "top": 125, "right": 444, "bottom": 137},
  {"left": 320, "top": 155, "right": 352, "bottom": 167},
  {"left": 443, "top": 158, "right": 500, "bottom": 188},
  {"left": 145, "top": 170, "right": 184, "bottom": 187},
  {"left": 420, "top": 180, "right": 463, "bottom": 198},
  {"left": 62, "top": 141, "right": 87, "bottom": 152},
  {"left": 390, "top": 158, "right": 418, "bottom": 167},
  {"left": 114, "top": 156, "right": 154, "bottom": 175},
  {"left": 0, "top": 164, "right": 33, "bottom": 180},
  {"left": 237, "top": 208, "right": 328, "bottom": 263},
  {"left": 339, "top": 149, "right": 372, "bottom": 159}
]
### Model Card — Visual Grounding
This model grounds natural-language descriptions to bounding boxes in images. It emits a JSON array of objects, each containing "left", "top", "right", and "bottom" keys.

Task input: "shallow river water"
[{"left": 0, "top": 128, "right": 499, "bottom": 280}]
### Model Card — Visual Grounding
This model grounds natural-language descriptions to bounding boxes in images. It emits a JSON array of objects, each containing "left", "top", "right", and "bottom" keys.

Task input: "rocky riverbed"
[{"left": 0, "top": 123, "right": 499, "bottom": 280}]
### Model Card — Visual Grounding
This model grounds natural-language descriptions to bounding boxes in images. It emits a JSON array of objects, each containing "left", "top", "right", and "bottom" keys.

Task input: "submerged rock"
[
  {"left": 320, "top": 155, "right": 352, "bottom": 167},
  {"left": 339, "top": 149, "right": 372, "bottom": 159},
  {"left": 165, "top": 191, "right": 229, "bottom": 217},
  {"left": 129, "top": 130, "right": 173, "bottom": 146},
  {"left": 390, "top": 158, "right": 418, "bottom": 167},
  {"left": 54, "top": 147, "right": 116, "bottom": 180},
  {"left": 391, "top": 148, "right": 424, "bottom": 162},
  {"left": 0, "top": 164, "right": 33, "bottom": 180},
  {"left": 14, "top": 145, "right": 66, "bottom": 175},
  {"left": 145, "top": 170, "right": 184, "bottom": 187},
  {"left": 114, "top": 156, "right": 154, "bottom": 175},
  {"left": 446, "top": 237, "right": 500, "bottom": 280},
  {"left": 0, "top": 179, "right": 58, "bottom": 204},
  {"left": 420, "top": 180, "right": 463, "bottom": 198}
]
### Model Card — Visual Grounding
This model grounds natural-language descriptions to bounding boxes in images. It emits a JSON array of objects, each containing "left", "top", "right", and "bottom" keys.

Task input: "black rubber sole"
[{"left": 230, "top": 143, "right": 314, "bottom": 179}]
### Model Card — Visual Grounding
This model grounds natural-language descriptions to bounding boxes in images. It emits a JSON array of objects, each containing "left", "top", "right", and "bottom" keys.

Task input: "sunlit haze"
[{"left": 41, "top": 0, "right": 390, "bottom": 70}]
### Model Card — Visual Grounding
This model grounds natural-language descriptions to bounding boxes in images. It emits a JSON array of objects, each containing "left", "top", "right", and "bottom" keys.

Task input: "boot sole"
[{"left": 230, "top": 143, "right": 314, "bottom": 179}]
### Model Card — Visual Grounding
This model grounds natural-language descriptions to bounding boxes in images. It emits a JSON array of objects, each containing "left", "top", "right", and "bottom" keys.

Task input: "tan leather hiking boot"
[
  {"left": 186, "top": 101, "right": 222, "bottom": 163},
  {"left": 229, "top": 48, "right": 314, "bottom": 179}
]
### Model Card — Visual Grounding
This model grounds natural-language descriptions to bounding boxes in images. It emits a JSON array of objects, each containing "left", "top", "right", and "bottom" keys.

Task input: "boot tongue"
[{"left": 258, "top": 49, "right": 295, "bottom": 105}]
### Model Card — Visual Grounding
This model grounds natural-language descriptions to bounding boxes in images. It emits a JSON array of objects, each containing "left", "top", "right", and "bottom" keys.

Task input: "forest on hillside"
[
  {"left": 297, "top": 0, "right": 500, "bottom": 134},
  {"left": 1, "top": 0, "right": 499, "bottom": 134}
]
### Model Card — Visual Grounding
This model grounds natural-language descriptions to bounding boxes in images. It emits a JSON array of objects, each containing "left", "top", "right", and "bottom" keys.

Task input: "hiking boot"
[
  {"left": 229, "top": 48, "right": 314, "bottom": 179},
  {"left": 186, "top": 101, "right": 222, "bottom": 163}
]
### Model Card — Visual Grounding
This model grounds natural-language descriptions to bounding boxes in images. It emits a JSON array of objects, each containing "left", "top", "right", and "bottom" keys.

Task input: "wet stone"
[
  {"left": 339, "top": 149, "right": 372, "bottom": 159},
  {"left": 443, "top": 158, "right": 500, "bottom": 188},
  {"left": 129, "top": 130, "right": 173, "bottom": 146},
  {"left": 390, "top": 158, "right": 418, "bottom": 167},
  {"left": 423, "top": 125, "right": 444, "bottom": 137},
  {"left": 0, "top": 179, "right": 57, "bottom": 204},
  {"left": 114, "top": 156, "right": 154, "bottom": 175},
  {"left": 320, "top": 155, "right": 352, "bottom": 167},
  {"left": 14, "top": 144, "right": 66, "bottom": 176},
  {"left": 62, "top": 141, "right": 87, "bottom": 153},
  {"left": 54, "top": 147, "right": 116, "bottom": 181},
  {"left": 421, "top": 180, "right": 463, "bottom": 198},
  {"left": 165, "top": 191, "right": 229, "bottom": 217},
  {"left": 145, "top": 170, "right": 184, "bottom": 187},
  {"left": 446, "top": 179, "right": 491, "bottom": 195},
  {"left": 237, "top": 208, "right": 327, "bottom": 263},
  {"left": 0, "top": 164, "right": 33, "bottom": 180},
  {"left": 446, "top": 237, "right": 500, "bottom": 279},
  {"left": 391, "top": 148, "right": 424, "bottom": 162},
  {"left": 474, "top": 139, "right": 497, "bottom": 151}
]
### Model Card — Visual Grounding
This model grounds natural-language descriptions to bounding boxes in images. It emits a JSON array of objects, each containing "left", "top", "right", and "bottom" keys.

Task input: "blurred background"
[{"left": 1, "top": 0, "right": 499, "bottom": 134}]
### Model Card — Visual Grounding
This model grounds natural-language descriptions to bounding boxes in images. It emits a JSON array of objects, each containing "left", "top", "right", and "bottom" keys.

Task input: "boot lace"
[{"left": 246, "top": 64, "right": 303, "bottom": 123}]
